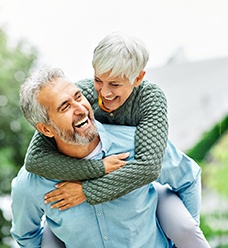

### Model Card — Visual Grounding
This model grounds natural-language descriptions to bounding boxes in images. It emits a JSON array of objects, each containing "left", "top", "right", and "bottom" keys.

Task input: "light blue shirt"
[{"left": 11, "top": 122, "right": 201, "bottom": 248}]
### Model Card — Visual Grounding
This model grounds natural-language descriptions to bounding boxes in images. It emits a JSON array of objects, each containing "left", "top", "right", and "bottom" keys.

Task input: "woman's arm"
[
  {"left": 25, "top": 130, "right": 106, "bottom": 180},
  {"left": 25, "top": 79, "right": 106, "bottom": 181},
  {"left": 82, "top": 83, "right": 168, "bottom": 204},
  {"left": 26, "top": 80, "right": 168, "bottom": 205}
]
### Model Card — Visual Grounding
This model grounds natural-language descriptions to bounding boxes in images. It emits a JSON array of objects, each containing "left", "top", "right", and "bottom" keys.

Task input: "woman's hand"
[
  {"left": 103, "top": 152, "right": 130, "bottom": 174},
  {"left": 44, "top": 181, "right": 86, "bottom": 210}
]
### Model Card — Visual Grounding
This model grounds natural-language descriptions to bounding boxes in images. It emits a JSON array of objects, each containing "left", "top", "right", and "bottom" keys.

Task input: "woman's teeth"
[{"left": 104, "top": 96, "right": 116, "bottom": 101}]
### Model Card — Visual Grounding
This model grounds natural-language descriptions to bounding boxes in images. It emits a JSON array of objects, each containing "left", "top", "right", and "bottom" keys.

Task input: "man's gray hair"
[
  {"left": 92, "top": 32, "right": 149, "bottom": 84},
  {"left": 20, "top": 67, "right": 66, "bottom": 128}
]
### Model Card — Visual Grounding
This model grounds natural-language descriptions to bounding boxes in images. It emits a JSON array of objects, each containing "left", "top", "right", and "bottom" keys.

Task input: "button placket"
[{"left": 94, "top": 205, "right": 110, "bottom": 246}]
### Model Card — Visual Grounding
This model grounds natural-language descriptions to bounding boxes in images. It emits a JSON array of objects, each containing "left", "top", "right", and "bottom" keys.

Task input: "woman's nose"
[{"left": 101, "top": 86, "right": 112, "bottom": 97}]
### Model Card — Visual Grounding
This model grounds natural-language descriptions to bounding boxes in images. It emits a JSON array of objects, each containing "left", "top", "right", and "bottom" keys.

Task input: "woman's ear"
[
  {"left": 134, "top": 71, "right": 146, "bottom": 86},
  {"left": 36, "top": 123, "right": 54, "bottom": 138}
]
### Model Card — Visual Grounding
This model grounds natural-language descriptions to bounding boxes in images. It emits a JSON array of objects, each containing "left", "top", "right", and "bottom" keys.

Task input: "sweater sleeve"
[
  {"left": 25, "top": 80, "right": 168, "bottom": 205},
  {"left": 25, "top": 130, "right": 105, "bottom": 180},
  {"left": 83, "top": 83, "right": 168, "bottom": 204}
]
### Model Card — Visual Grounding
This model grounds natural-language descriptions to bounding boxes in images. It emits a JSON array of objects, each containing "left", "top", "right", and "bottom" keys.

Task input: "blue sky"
[{"left": 0, "top": 0, "right": 228, "bottom": 80}]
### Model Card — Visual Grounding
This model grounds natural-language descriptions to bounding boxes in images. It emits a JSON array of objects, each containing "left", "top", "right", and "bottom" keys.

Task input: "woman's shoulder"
[
  {"left": 75, "top": 78, "right": 98, "bottom": 105},
  {"left": 137, "top": 80, "right": 165, "bottom": 98},
  {"left": 76, "top": 78, "right": 94, "bottom": 89}
]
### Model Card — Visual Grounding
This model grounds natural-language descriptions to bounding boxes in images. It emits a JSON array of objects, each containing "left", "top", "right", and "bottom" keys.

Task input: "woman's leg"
[
  {"left": 41, "top": 222, "right": 66, "bottom": 248},
  {"left": 154, "top": 182, "right": 211, "bottom": 248}
]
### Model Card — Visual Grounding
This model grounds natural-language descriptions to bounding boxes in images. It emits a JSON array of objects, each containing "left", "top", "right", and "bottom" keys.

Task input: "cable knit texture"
[{"left": 25, "top": 79, "right": 168, "bottom": 204}]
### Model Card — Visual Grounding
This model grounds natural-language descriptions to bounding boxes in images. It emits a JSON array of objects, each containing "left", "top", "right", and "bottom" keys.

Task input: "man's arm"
[{"left": 11, "top": 176, "right": 44, "bottom": 247}]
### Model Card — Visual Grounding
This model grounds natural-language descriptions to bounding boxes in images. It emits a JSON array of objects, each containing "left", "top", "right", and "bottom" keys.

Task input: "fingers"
[
  {"left": 55, "top": 181, "right": 68, "bottom": 188},
  {"left": 115, "top": 152, "right": 130, "bottom": 160},
  {"left": 103, "top": 152, "right": 130, "bottom": 174},
  {"left": 44, "top": 189, "right": 62, "bottom": 201},
  {"left": 50, "top": 199, "right": 74, "bottom": 210},
  {"left": 44, "top": 193, "right": 62, "bottom": 204},
  {"left": 50, "top": 200, "right": 65, "bottom": 209},
  {"left": 46, "top": 196, "right": 86, "bottom": 211},
  {"left": 44, "top": 181, "right": 86, "bottom": 210}
]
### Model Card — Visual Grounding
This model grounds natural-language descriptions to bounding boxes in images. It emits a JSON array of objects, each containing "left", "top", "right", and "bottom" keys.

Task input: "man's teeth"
[{"left": 74, "top": 117, "right": 88, "bottom": 128}]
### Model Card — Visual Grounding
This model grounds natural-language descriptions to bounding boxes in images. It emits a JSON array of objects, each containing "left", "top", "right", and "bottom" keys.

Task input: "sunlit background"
[{"left": 1, "top": 0, "right": 228, "bottom": 80}]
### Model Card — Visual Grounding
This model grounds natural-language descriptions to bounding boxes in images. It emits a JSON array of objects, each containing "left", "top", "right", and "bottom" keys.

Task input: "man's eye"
[
  {"left": 61, "top": 104, "right": 70, "bottom": 111},
  {"left": 94, "top": 78, "right": 102, "bottom": 83},
  {"left": 75, "top": 94, "right": 82, "bottom": 101}
]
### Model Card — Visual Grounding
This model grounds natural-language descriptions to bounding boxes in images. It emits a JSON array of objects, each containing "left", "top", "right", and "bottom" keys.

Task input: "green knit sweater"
[{"left": 25, "top": 79, "right": 168, "bottom": 204}]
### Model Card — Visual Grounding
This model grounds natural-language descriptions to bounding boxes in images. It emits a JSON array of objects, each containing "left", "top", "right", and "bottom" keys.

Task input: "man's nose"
[{"left": 72, "top": 102, "right": 86, "bottom": 115}]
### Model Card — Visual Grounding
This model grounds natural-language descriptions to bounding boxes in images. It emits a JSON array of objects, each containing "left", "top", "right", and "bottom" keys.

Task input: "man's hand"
[
  {"left": 44, "top": 181, "right": 86, "bottom": 210},
  {"left": 103, "top": 152, "right": 130, "bottom": 174}
]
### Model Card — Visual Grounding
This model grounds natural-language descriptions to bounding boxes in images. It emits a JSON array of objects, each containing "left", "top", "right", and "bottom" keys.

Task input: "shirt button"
[
  {"left": 110, "top": 113, "right": 113, "bottom": 117},
  {"left": 98, "top": 211, "right": 102, "bottom": 216},
  {"left": 104, "top": 236, "right": 108, "bottom": 240}
]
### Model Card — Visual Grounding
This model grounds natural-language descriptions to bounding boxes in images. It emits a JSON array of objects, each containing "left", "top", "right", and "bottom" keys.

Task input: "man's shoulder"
[
  {"left": 13, "top": 166, "right": 55, "bottom": 187},
  {"left": 12, "top": 166, "right": 58, "bottom": 197},
  {"left": 12, "top": 166, "right": 31, "bottom": 193}
]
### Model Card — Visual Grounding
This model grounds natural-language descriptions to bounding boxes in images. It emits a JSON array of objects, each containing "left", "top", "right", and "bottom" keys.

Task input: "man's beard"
[{"left": 50, "top": 119, "right": 99, "bottom": 145}]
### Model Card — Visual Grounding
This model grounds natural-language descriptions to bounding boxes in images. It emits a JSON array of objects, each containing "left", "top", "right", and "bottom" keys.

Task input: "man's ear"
[
  {"left": 134, "top": 70, "right": 146, "bottom": 86},
  {"left": 36, "top": 123, "right": 54, "bottom": 138}
]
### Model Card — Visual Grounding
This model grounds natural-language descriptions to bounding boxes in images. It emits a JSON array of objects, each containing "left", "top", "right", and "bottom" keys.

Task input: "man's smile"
[{"left": 73, "top": 116, "right": 89, "bottom": 129}]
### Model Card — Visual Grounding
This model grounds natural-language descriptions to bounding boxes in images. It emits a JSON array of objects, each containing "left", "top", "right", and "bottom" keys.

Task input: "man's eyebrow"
[{"left": 57, "top": 89, "right": 81, "bottom": 112}]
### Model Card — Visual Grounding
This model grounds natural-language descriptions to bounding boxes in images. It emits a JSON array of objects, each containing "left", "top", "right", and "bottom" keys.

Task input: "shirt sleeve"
[
  {"left": 157, "top": 140, "right": 202, "bottom": 222},
  {"left": 82, "top": 84, "right": 168, "bottom": 204},
  {"left": 11, "top": 177, "right": 44, "bottom": 247}
]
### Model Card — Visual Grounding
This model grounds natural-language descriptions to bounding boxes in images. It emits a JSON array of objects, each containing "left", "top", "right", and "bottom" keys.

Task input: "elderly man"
[{"left": 11, "top": 67, "right": 208, "bottom": 248}]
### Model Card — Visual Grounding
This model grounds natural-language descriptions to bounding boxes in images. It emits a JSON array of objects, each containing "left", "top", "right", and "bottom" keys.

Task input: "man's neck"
[{"left": 56, "top": 137, "right": 100, "bottom": 159}]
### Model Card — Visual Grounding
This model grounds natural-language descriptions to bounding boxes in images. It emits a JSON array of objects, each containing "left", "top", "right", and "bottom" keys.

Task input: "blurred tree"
[{"left": 0, "top": 27, "right": 38, "bottom": 247}]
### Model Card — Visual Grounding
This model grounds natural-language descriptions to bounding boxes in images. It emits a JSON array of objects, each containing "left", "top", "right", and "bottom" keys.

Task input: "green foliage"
[
  {"left": 200, "top": 215, "right": 215, "bottom": 239},
  {"left": 0, "top": 28, "right": 37, "bottom": 175},
  {"left": 186, "top": 115, "right": 228, "bottom": 162},
  {"left": 187, "top": 116, "right": 228, "bottom": 246},
  {"left": 0, "top": 27, "right": 38, "bottom": 247},
  {"left": 203, "top": 130, "right": 228, "bottom": 197},
  {"left": 0, "top": 210, "right": 11, "bottom": 248}
]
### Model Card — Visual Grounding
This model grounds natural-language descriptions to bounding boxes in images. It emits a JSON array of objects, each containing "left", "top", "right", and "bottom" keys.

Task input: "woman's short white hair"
[
  {"left": 20, "top": 66, "right": 66, "bottom": 128},
  {"left": 92, "top": 32, "right": 149, "bottom": 84}
]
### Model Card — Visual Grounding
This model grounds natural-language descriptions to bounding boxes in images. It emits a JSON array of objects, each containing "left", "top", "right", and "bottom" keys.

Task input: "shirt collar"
[{"left": 95, "top": 120, "right": 111, "bottom": 158}]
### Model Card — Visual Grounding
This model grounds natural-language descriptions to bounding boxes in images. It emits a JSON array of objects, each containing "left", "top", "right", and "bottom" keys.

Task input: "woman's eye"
[{"left": 111, "top": 84, "right": 120, "bottom": 87}]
